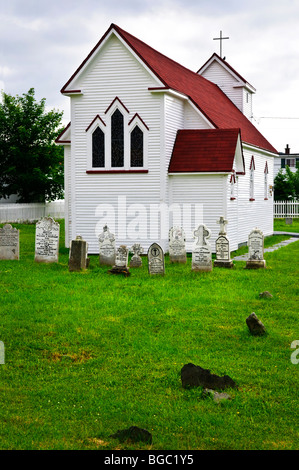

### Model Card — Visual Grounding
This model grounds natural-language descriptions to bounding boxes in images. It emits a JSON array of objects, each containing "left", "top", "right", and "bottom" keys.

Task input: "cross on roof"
[{"left": 213, "top": 30, "right": 229, "bottom": 59}]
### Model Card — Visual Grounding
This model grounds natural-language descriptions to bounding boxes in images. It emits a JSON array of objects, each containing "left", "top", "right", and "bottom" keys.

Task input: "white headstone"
[
  {"left": 0, "top": 224, "right": 19, "bottom": 260},
  {"left": 192, "top": 224, "right": 212, "bottom": 272},
  {"left": 246, "top": 228, "right": 266, "bottom": 269},
  {"left": 98, "top": 225, "right": 116, "bottom": 266},
  {"left": 169, "top": 226, "right": 187, "bottom": 264},
  {"left": 148, "top": 243, "right": 165, "bottom": 275},
  {"left": 214, "top": 217, "right": 233, "bottom": 268},
  {"left": 130, "top": 243, "right": 143, "bottom": 267},
  {"left": 34, "top": 217, "right": 59, "bottom": 263},
  {"left": 115, "top": 245, "right": 129, "bottom": 268}
]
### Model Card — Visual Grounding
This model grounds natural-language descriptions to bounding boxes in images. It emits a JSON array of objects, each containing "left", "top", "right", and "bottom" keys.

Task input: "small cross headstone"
[
  {"left": 98, "top": 225, "right": 116, "bottom": 266},
  {"left": 69, "top": 235, "right": 89, "bottom": 272},
  {"left": 130, "top": 243, "right": 143, "bottom": 267},
  {"left": 0, "top": 224, "right": 19, "bottom": 260},
  {"left": 246, "top": 228, "right": 266, "bottom": 269},
  {"left": 148, "top": 243, "right": 165, "bottom": 275},
  {"left": 34, "top": 217, "right": 59, "bottom": 263},
  {"left": 192, "top": 224, "right": 212, "bottom": 272},
  {"left": 214, "top": 217, "right": 233, "bottom": 268},
  {"left": 169, "top": 226, "right": 187, "bottom": 264}
]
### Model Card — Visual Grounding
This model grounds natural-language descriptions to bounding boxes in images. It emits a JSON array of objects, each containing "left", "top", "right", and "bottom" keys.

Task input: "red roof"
[
  {"left": 61, "top": 24, "right": 277, "bottom": 155},
  {"left": 169, "top": 129, "right": 241, "bottom": 173}
]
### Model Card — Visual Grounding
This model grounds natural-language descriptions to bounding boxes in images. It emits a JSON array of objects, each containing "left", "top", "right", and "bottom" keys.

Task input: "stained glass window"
[
  {"left": 92, "top": 127, "right": 105, "bottom": 167},
  {"left": 130, "top": 125, "right": 143, "bottom": 167},
  {"left": 111, "top": 109, "right": 124, "bottom": 167}
]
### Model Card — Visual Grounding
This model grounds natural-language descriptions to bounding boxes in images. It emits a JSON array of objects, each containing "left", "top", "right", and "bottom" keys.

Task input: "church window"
[
  {"left": 230, "top": 173, "right": 236, "bottom": 200},
  {"left": 111, "top": 109, "right": 124, "bottom": 167},
  {"left": 92, "top": 127, "right": 105, "bottom": 167},
  {"left": 249, "top": 156, "right": 255, "bottom": 200},
  {"left": 130, "top": 125, "right": 143, "bottom": 167},
  {"left": 264, "top": 162, "right": 268, "bottom": 199}
]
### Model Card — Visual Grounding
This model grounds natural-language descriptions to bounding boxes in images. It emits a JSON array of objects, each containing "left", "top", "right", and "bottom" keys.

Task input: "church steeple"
[{"left": 197, "top": 53, "right": 256, "bottom": 121}]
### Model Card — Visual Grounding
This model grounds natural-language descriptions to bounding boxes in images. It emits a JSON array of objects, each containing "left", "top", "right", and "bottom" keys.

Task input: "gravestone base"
[
  {"left": 214, "top": 259, "right": 234, "bottom": 268},
  {"left": 130, "top": 256, "right": 142, "bottom": 267},
  {"left": 191, "top": 263, "right": 212, "bottom": 272},
  {"left": 245, "top": 260, "right": 266, "bottom": 269},
  {"left": 108, "top": 266, "right": 131, "bottom": 277},
  {"left": 169, "top": 254, "right": 187, "bottom": 264}
]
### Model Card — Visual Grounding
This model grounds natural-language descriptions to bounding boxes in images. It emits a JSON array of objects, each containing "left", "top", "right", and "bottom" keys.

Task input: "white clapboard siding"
[
  {"left": 68, "top": 34, "right": 165, "bottom": 253},
  {"left": 200, "top": 61, "right": 243, "bottom": 113},
  {"left": 169, "top": 174, "right": 227, "bottom": 252}
]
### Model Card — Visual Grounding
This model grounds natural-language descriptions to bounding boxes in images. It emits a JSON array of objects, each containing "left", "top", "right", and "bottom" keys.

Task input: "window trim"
[
  {"left": 264, "top": 161, "right": 269, "bottom": 200},
  {"left": 86, "top": 115, "right": 106, "bottom": 170},
  {"left": 249, "top": 155, "right": 255, "bottom": 201}
]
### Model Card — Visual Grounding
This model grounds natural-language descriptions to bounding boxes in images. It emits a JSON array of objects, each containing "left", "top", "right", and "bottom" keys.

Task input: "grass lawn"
[
  {"left": 0, "top": 220, "right": 298, "bottom": 450},
  {"left": 274, "top": 218, "right": 299, "bottom": 233}
]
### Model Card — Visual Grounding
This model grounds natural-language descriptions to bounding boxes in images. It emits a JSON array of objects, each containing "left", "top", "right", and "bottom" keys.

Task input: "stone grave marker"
[
  {"left": 148, "top": 243, "right": 165, "bottom": 275},
  {"left": 98, "top": 225, "right": 116, "bottom": 266},
  {"left": 192, "top": 224, "right": 212, "bottom": 272},
  {"left": 108, "top": 245, "right": 130, "bottom": 276},
  {"left": 68, "top": 235, "right": 89, "bottom": 272},
  {"left": 0, "top": 224, "right": 19, "bottom": 260},
  {"left": 214, "top": 216, "right": 233, "bottom": 268},
  {"left": 246, "top": 228, "right": 266, "bottom": 269},
  {"left": 34, "top": 217, "right": 59, "bottom": 263},
  {"left": 169, "top": 226, "right": 187, "bottom": 263},
  {"left": 130, "top": 243, "right": 143, "bottom": 267}
]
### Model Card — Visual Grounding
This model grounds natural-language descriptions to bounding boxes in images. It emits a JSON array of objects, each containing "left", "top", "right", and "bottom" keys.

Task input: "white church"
[{"left": 56, "top": 23, "right": 278, "bottom": 254}]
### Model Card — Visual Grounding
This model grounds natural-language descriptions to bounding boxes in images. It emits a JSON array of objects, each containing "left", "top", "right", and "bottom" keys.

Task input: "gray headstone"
[
  {"left": 148, "top": 243, "right": 165, "bottom": 275},
  {"left": 98, "top": 225, "right": 116, "bottom": 266},
  {"left": 0, "top": 224, "right": 19, "bottom": 260},
  {"left": 192, "top": 224, "right": 212, "bottom": 272},
  {"left": 34, "top": 217, "right": 59, "bottom": 263},
  {"left": 246, "top": 228, "right": 266, "bottom": 269},
  {"left": 169, "top": 226, "right": 187, "bottom": 263},
  {"left": 130, "top": 243, "right": 143, "bottom": 267},
  {"left": 69, "top": 236, "right": 88, "bottom": 272}
]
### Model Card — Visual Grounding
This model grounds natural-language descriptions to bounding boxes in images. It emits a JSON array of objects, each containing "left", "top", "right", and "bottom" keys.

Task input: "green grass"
[
  {"left": 0, "top": 221, "right": 298, "bottom": 450},
  {"left": 274, "top": 217, "right": 299, "bottom": 233}
]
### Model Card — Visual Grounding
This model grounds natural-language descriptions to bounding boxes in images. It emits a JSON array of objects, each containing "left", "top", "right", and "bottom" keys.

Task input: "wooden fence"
[
  {"left": 274, "top": 200, "right": 299, "bottom": 218},
  {"left": 0, "top": 200, "right": 65, "bottom": 223}
]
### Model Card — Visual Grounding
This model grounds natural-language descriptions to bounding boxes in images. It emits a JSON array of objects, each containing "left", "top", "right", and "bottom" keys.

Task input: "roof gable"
[
  {"left": 169, "top": 128, "right": 244, "bottom": 173},
  {"left": 60, "top": 24, "right": 277, "bottom": 154}
]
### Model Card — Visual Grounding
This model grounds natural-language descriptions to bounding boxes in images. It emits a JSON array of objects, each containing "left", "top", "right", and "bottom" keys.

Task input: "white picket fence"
[
  {"left": 274, "top": 200, "right": 299, "bottom": 218},
  {"left": 0, "top": 200, "right": 65, "bottom": 223}
]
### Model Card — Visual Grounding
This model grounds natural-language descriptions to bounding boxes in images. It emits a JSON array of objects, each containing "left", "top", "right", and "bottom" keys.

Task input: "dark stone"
[
  {"left": 108, "top": 266, "right": 131, "bottom": 277},
  {"left": 259, "top": 291, "right": 273, "bottom": 298},
  {"left": 246, "top": 312, "right": 266, "bottom": 335},
  {"left": 110, "top": 426, "right": 152, "bottom": 444},
  {"left": 181, "top": 363, "right": 237, "bottom": 390}
]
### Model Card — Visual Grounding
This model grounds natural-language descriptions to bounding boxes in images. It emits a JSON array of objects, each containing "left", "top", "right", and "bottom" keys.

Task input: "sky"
[{"left": 1, "top": 0, "right": 298, "bottom": 154}]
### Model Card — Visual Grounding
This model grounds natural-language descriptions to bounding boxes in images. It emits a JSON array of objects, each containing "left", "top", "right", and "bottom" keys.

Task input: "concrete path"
[{"left": 232, "top": 232, "right": 299, "bottom": 261}]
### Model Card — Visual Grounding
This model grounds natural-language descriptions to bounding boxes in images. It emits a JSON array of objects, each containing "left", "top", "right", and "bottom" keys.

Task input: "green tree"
[
  {"left": 274, "top": 166, "right": 297, "bottom": 201},
  {"left": 0, "top": 88, "right": 64, "bottom": 202}
]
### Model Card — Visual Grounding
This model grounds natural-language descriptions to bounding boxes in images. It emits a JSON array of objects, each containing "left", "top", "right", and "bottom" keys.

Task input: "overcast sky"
[{"left": 1, "top": 0, "right": 298, "bottom": 153}]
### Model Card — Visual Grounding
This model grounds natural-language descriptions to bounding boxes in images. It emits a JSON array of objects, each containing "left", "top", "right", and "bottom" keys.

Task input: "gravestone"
[
  {"left": 130, "top": 243, "right": 143, "bottom": 267},
  {"left": 246, "top": 228, "right": 266, "bottom": 269},
  {"left": 34, "top": 217, "right": 59, "bottom": 263},
  {"left": 69, "top": 236, "right": 89, "bottom": 272},
  {"left": 148, "top": 243, "right": 165, "bottom": 275},
  {"left": 98, "top": 225, "right": 116, "bottom": 266},
  {"left": 214, "top": 216, "right": 233, "bottom": 268},
  {"left": 0, "top": 224, "right": 19, "bottom": 260},
  {"left": 285, "top": 217, "right": 293, "bottom": 225},
  {"left": 169, "top": 226, "right": 187, "bottom": 264},
  {"left": 108, "top": 245, "right": 130, "bottom": 276},
  {"left": 192, "top": 224, "right": 212, "bottom": 272}
]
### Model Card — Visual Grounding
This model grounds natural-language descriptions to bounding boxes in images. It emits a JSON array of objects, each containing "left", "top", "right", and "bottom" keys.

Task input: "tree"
[{"left": 0, "top": 88, "right": 64, "bottom": 202}]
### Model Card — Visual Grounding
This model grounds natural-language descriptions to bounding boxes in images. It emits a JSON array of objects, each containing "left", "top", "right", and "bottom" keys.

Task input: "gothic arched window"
[
  {"left": 130, "top": 125, "right": 143, "bottom": 167},
  {"left": 111, "top": 109, "right": 124, "bottom": 167},
  {"left": 92, "top": 127, "right": 105, "bottom": 167}
]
